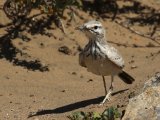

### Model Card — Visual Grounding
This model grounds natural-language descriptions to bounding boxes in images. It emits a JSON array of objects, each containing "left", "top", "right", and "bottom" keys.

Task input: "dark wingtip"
[{"left": 118, "top": 71, "right": 135, "bottom": 84}]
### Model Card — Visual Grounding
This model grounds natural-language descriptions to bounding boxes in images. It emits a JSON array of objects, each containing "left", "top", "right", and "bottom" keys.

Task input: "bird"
[{"left": 77, "top": 20, "right": 135, "bottom": 105}]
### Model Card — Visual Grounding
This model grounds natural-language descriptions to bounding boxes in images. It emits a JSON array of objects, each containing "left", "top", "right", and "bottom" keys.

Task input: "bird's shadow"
[{"left": 28, "top": 89, "right": 128, "bottom": 118}]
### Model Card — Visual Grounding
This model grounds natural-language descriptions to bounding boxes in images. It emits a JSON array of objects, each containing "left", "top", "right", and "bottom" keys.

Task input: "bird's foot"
[
  {"left": 99, "top": 97, "right": 110, "bottom": 106},
  {"left": 99, "top": 90, "right": 112, "bottom": 106}
]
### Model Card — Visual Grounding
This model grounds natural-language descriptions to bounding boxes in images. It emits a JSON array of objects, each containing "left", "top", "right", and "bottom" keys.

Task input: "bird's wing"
[
  {"left": 79, "top": 52, "right": 87, "bottom": 67},
  {"left": 104, "top": 45, "right": 125, "bottom": 68}
]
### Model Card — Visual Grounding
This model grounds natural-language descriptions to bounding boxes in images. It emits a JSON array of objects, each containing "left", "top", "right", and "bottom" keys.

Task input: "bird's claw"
[{"left": 99, "top": 97, "right": 110, "bottom": 106}]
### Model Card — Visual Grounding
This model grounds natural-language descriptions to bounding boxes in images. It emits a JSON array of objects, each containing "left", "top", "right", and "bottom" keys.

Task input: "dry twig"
[{"left": 115, "top": 21, "right": 160, "bottom": 45}]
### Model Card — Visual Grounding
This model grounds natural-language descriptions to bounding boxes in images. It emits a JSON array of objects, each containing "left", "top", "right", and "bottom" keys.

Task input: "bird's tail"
[{"left": 118, "top": 71, "right": 135, "bottom": 84}]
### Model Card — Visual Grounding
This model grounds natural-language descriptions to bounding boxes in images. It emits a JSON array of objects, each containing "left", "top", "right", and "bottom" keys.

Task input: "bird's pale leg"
[
  {"left": 102, "top": 76, "right": 107, "bottom": 95},
  {"left": 100, "top": 75, "right": 114, "bottom": 105}
]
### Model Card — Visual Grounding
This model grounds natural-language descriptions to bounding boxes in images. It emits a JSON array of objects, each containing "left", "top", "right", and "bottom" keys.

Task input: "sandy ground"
[{"left": 0, "top": 0, "right": 160, "bottom": 120}]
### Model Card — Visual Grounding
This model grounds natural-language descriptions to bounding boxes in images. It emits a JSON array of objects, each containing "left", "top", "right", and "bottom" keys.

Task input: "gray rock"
[
  {"left": 143, "top": 72, "right": 160, "bottom": 89},
  {"left": 122, "top": 72, "right": 160, "bottom": 120}
]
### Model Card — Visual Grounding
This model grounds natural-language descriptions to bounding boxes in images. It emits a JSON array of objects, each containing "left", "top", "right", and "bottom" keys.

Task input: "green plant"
[
  {"left": 68, "top": 111, "right": 101, "bottom": 120},
  {"left": 68, "top": 106, "right": 122, "bottom": 120},
  {"left": 102, "top": 107, "right": 121, "bottom": 120}
]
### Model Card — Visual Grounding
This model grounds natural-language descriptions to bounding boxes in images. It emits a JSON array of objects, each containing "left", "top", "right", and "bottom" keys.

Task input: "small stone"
[
  {"left": 121, "top": 105, "right": 125, "bottom": 107},
  {"left": 58, "top": 46, "right": 72, "bottom": 55},
  {"left": 72, "top": 72, "right": 77, "bottom": 75},
  {"left": 129, "top": 60, "right": 135, "bottom": 64},
  {"left": 87, "top": 79, "right": 93, "bottom": 82},
  {"left": 40, "top": 43, "right": 44, "bottom": 47},
  {"left": 29, "top": 94, "right": 34, "bottom": 97},
  {"left": 32, "top": 18, "right": 35, "bottom": 21},
  {"left": 131, "top": 65, "right": 137, "bottom": 69},
  {"left": 61, "top": 90, "right": 66, "bottom": 92}
]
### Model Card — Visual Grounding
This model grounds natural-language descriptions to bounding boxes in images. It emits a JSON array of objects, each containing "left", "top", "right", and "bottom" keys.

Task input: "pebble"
[
  {"left": 58, "top": 46, "right": 72, "bottom": 55},
  {"left": 131, "top": 65, "right": 137, "bottom": 69},
  {"left": 87, "top": 79, "right": 93, "bottom": 82},
  {"left": 61, "top": 90, "right": 66, "bottom": 92},
  {"left": 29, "top": 94, "right": 34, "bottom": 97},
  {"left": 72, "top": 72, "right": 77, "bottom": 75},
  {"left": 129, "top": 60, "right": 135, "bottom": 64}
]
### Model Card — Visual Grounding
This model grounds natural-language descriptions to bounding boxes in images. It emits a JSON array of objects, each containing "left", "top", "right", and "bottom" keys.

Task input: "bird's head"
[{"left": 76, "top": 20, "right": 106, "bottom": 40}]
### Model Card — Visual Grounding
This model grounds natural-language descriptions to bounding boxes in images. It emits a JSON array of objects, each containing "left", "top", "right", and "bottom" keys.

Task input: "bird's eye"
[{"left": 94, "top": 26, "right": 98, "bottom": 29}]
